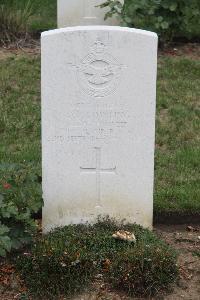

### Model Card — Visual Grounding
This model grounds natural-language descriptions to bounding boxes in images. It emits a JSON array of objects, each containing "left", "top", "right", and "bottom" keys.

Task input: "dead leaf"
[{"left": 102, "top": 259, "right": 111, "bottom": 272}]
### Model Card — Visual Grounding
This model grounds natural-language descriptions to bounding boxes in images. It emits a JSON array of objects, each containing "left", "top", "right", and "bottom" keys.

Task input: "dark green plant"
[
  {"left": 17, "top": 219, "right": 178, "bottom": 298},
  {"left": 0, "top": 163, "right": 42, "bottom": 257},
  {"left": 99, "top": 0, "right": 200, "bottom": 43},
  {"left": 0, "top": 217, "right": 11, "bottom": 257}
]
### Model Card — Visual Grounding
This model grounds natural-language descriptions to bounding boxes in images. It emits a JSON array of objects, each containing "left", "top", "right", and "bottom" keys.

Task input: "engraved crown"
[{"left": 92, "top": 40, "right": 105, "bottom": 54}]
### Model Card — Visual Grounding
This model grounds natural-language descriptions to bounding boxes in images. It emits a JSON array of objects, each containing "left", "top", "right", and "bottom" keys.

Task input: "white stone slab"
[
  {"left": 42, "top": 26, "right": 158, "bottom": 232},
  {"left": 57, "top": 0, "right": 122, "bottom": 27}
]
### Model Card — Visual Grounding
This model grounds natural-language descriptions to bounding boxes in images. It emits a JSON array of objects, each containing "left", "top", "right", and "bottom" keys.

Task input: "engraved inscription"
[
  {"left": 80, "top": 147, "right": 116, "bottom": 206},
  {"left": 47, "top": 106, "right": 130, "bottom": 143},
  {"left": 77, "top": 40, "right": 122, "bottom": 97}
]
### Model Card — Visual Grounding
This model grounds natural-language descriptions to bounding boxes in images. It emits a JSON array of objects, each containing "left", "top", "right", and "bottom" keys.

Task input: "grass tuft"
[
  {"left": 16, "top": 219, "right": 178, "bottom": 299},
  {"left": 0, "top": 0, "right": 35, "bottom": 45},
  {"left": 0, "top": 0, "right": 57, "bottom": 45}
]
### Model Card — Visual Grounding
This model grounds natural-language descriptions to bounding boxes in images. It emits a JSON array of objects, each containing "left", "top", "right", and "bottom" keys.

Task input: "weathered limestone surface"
[
  {"left": 57, "top": 0, "right": 122, "bottom": 27},
  {"left": 42, "top": 26, "right": 158, "bottom": 232}
]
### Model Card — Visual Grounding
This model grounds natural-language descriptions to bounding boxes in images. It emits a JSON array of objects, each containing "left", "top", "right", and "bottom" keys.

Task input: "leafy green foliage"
[
  {"left": 17, "top": 219, "right": 178, "bottom": 298},
  {"left": 0, "top": 220, "right": 11, "bottom": 257},
  {"left": 0, "top": 163, "right": 42, "bottom": 257},
  {"left": 100, "top": 0, "right": 200, "bottom": 42}
]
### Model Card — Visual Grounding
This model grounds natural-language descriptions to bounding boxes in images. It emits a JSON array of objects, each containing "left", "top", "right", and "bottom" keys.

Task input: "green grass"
[
  {"left": 0, "top": 0, "right": 57, "bottom": 35},
  {"left": 16, "top": 219, "right": 178, "bottom": 298},
  {"left": 28, "top": 0, "right": 57, "bottom": 32},
  {"left": 0, "top": 53, "right": 200, "bottom": 214},
  {"left": 0, "top": 55, "right": 40, "bottom": 162},
  {"left": 155, "top": 57, "right": 200, "bottom": 213}
]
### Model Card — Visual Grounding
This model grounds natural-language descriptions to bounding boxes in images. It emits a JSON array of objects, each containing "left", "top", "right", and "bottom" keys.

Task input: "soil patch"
[
  {"left": 0, "top": 42, "right": 199, "bottom": 61},
  {"left": 154, "top": 212, "right": 200, "bottom": 225},
  {"left": 155, "top": 225, "right": 200, "bottom": 300},
  {"left": 0, "top": 41, "right": 40, "bottom": 60},
  {"left": 159, "top": 43, "right": 200, "bottom": 60}
]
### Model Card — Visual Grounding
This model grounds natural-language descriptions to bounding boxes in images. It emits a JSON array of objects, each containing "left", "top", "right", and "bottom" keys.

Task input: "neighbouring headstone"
[
  {"left": 42, "top": 26, "right": 158, "bottom": 232},
  {"left": 57, "top": 0, "right": 123, "bottom": 27}
]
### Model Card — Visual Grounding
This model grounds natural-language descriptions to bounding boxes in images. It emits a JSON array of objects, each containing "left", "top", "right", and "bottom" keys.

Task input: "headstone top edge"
[{"left": 41, "top": 26, "right": 158, "bottom": 39}]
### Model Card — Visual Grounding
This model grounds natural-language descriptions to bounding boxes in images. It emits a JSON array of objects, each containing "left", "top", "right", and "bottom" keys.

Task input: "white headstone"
[
  {"left": 57, "top": 0, "right": 122, "bottom": 27},
  {"left": 42, "top": 26, "right": 158, "bottom": 232}
]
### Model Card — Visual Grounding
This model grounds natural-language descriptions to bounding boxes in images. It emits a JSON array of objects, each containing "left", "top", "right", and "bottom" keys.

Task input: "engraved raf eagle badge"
[{"left": 77, "top": 40, "right": 122, "bottom": 98}]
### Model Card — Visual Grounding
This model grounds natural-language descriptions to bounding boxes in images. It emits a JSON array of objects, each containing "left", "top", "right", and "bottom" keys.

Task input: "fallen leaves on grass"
[
  {"left": 102, "top": 259, "right": 111, "bottom": 273},
  {"left": 0, "top": 262, "right": 27, "bottom": 294},
  {"left": 0, "top": 263, "right": 15, "bottom": 286}
]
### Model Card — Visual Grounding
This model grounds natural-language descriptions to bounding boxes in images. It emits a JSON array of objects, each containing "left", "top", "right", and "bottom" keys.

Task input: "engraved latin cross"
[{"left": 80, "top": 147, "right": 116, "bottom": 206}]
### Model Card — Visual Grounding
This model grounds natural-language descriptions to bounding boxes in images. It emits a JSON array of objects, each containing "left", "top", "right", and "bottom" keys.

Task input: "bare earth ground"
[
  {"left": 160, "top": 43, "right": 200, "bottom": 60},
  {"left": 0, "top": 40, "right": 40, "bottom": 60},
  {"left": 0, "top": 42, "right": 200, "bottom": 60}
]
